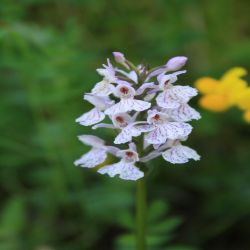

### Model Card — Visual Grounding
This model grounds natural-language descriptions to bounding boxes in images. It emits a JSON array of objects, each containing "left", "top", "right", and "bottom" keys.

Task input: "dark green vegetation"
[{"left": 1, "top": 0, "right": 250, "bottom": 249}]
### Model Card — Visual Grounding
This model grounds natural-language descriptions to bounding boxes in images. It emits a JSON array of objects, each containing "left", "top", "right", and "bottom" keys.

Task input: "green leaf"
[
  {"left": 147, "top": 200, "right": 170, "bottom": 223},
  {"left": 0, "top": 197, "right": 25, "bottom": 238},
  {"left": 149, "top": 217, "right": 182, "bottom": 234}
]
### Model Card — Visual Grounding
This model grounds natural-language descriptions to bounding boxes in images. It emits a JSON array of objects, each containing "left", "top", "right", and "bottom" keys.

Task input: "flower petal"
[
  {"left": 163, "top": 103, "right": 201, "bottom": 122},
  {"left": 84, "top": 94, "right": 114, "bottom": 110},
  {"left": 92, "top": 123, "right": 116, "bottom": 129},
  {"left": 119, "top": 163, "right": 144, "bottom": 181},
  {"left": 163, "top": 122, "right": 192, "bottom": 140},
  {"left": 136, "top": 82, "right": 156, "bottom": 95},
  {"left": 74, "top": 148, "right": 107, "bottom": 168},
  {"left": 140, "top": 150, "right": 162, "bottom": 162},
  {"left": 157, "top": 86, "right": 197, "bottom": 108},
  {"left": 98, "top": 162, "right": 123, "bottom": 177},
  {"left": 162, "top": 145, "right": 200, "bottom": 164},
  {"left": 105, "top": 99, "right": 151, "bottom": 115},
  {"left": 77, "top": 135, "right": 105, "bottom": 147},
  {"left": 137, "top": 124, "right": 155, "bottom": 133},
  {"left": 145, "top": 126, "right": 168, "bottom": 144},
  {"left": 127, "top": 99, "right": 151, "bottom": 112},
  {"left": 170, "top": 86, "right": 198, "bottom": 102},
  {"left": 116, "top": 69, "right": 138, "bottom": 83},
  {"left": 98, "top": 160, "right": 144, "bottom": 181},
  {"left": 114, "top": 126, "right": 141, "bottom": 144},
  {"left": 96, "top": 59, "right": 117, "bottom": 83},
  {"left": 156, "top": 91, "right": 181, "bottom": 109},
  {"left": 76, "top": 108, "right": 105, "bottom": 126},
  {"left": 157, "top": 70, "right": 186, "bottom": 88},
  {"left": 91, "top": 81, "right": 115, "bottom": 96}
]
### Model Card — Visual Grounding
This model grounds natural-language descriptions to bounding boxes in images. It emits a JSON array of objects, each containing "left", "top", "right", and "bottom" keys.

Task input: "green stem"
[{"left": 136, "top": 176, "right": 147, "bottom": 250}]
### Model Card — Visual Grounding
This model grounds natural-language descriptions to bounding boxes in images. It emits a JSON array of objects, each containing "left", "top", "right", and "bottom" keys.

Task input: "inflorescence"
[{"left": 74, "top": 53, "right": 201, "bottom": 181}]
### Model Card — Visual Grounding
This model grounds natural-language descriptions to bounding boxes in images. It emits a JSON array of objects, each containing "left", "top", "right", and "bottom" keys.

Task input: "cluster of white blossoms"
[{"left": 75, "top": 52, "right": 201, "bottom": 181}]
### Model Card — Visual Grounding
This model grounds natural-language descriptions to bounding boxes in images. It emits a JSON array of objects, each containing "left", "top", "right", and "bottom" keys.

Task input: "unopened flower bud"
[
  {"left": 166, "top": 56, "right": 188, "bottom": 71},
  {"left": 113, "top": 52, "right": 126, "bottom": 64}
]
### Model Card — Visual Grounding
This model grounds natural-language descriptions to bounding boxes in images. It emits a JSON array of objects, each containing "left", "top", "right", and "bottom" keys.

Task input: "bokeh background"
[{"left": 1, "top": 0, "right": 250, "bottom": 249}]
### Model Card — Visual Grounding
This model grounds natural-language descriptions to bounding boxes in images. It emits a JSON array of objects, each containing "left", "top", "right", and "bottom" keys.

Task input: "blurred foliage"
[{"left": 0, "top": 0, "right": 250, "bottom": 249}]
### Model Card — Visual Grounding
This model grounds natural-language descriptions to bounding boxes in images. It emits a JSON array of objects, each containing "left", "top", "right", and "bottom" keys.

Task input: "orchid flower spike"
[{"left": 75, "top": 53, "right": 201, "bottom": 181}]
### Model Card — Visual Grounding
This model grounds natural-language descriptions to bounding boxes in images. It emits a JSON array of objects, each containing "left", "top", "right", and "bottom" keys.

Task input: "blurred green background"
[{"left": 1, "top": 0, "right": 250, "bottom": 249}]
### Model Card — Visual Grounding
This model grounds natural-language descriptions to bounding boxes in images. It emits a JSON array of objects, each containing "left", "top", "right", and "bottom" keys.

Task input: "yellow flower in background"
[
  {"left": 244, "top": 110, "right": 250, "bottom": 123},
  {"left": 195, "top": 67, "right": 250, "bottom": 123},
  {"left": 236, "top": 89, "right": 250, "bottom": 123},
  {"left": 236, "top": 88, "right": 250, "bottom": 110},
  {"left": 198, "top": 94, "right": 230, "bottom": 112}
]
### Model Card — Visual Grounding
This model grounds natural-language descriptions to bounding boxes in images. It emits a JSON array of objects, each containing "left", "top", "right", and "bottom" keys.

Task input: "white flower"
[
  {"left": 92, "top": 59, "right": 117, "bottom": 96},
  {"left": 112, "top": 114, "right": 141, "bottom": 144},
  {"left": 163, "top": 103, "right": 201, "bottom": 122},
  {"left": 76, "top": 94, "right": 113, "bottom": 126},
  {"left": 140, "top": 110, "right": 192, "bottom": 144},
  {"left": 74, "top": 135, "right": 118, "bottom": 168},
  {"left": 140, "top": 139, "right": 200, "bottom": 164},
  {"left": 104, "top": 84, "right": 151, "bottom": 115},
  {"left": 162, "top": 143, "right": 200, "bottom": 164},
  {"left": 156, "top": 71, "right": 198, "bottom": 109},
  {"left": 98, "top": 146, "right": 144, "bottom": 181},
  {"left": 93, "top": 113, "right": 141, "bottom": 144}
]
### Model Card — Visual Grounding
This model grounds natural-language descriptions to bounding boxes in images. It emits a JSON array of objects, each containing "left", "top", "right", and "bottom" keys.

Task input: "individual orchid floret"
[
  {"left": 140, "top": 139, "right": 200, "bottom": 164},
  {"left": 74, "top": 135, "right": 118, "bottom": 168},
  {"left": 75, "top": 54, "right": 201, "bottom": 181},
  {"left": 156, "top": 72, "right": 198, "bottom": 109},
  {"left": 93, "top": 113, "right": 142, "bottom": 144},
  {"left": 98, "top": 144, "right": 144, "bottom": 181},
  {"left": 162, "top": 103, "right": 201, "bottom": 122},
  {"left": 92, "top": 59, "right": 117, "bottom": 96},
  {"left": 104, "top": 83, "right": 151, "bottom": 115},
  {"left": 139, "top": 110, "right": 193, "bottom": 145},
  {"left": 76, "top": 94, "right": 113, "bottom": 126},
  {"left": 162, "top": 142, "right": 200, "bottom": 164}
]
